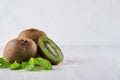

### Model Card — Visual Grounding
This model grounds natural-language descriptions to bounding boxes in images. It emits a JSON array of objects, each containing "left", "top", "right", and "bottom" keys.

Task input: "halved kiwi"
[
  {"left": 3, "top": 38, "right": 37, "bottom": 63},
  {"left": 38, "top": 37, "right": 64, "bottom": 65}
]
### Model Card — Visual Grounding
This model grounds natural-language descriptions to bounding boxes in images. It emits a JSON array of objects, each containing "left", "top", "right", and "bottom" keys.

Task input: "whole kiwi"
[
  {"left": 3, "top": 38, "right": 37, "bottom": 63},
  {"left": 18, "top": 28, "right": 47, "bottom": 56},
  {"left": 18, "top": 28, "right": 47, "bottom": 43}
]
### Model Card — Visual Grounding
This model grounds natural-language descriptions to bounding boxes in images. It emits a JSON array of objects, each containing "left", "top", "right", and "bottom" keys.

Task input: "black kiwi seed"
[
  {"left": 38, "top": 37, "right": 64, "bottom": 65},
  {"left": 44, "top": 41, "right": 59, "bottom": 57}
]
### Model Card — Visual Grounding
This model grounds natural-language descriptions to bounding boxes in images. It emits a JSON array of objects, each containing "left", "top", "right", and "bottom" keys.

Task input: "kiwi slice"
[{"left": 38, "top": 37, "right": 64, "bottom": 65}]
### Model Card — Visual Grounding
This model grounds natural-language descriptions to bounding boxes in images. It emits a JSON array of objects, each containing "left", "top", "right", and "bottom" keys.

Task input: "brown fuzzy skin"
[
  {"left": 3, "top": 38, "right": 37, "bottom": 63},
  {"left": 18, "top": 28, "right": 47, "bottom": 57},
  {"left": 18, "top": 28, "right": 47, "bottom": 43}
]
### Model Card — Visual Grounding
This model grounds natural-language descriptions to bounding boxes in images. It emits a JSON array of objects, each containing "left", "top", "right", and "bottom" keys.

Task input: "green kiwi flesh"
[{"left": 38, "top": 37, "right": 64, "bottom": 65}]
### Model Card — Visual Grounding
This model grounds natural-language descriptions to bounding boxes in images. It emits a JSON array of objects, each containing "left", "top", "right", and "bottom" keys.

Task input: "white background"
[
  {"left": 0, "top": 0, "right": 120, "bottom": 47},
  {"left": 0, "top": 1, "right": 120, "bottom": 80}
]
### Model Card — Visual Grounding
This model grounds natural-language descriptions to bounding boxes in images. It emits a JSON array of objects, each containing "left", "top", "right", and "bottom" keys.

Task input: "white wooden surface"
[{"left": 0, "top": 46, "right": 120, "bottom": 80}]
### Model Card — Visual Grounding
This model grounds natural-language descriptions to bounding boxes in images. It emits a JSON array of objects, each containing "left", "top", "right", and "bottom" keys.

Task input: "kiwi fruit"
[
  {"left": 18, "top": 28, "right": 47, "bottom": 43},
  {"left": 18, "top": 28, "right": 47, "bottom": 57},
  {"left": 38, "top": 37, "right": 64, "bottom": 65},
  {"left": 3, "top": 38, "right": 37, "bottom": 63}
]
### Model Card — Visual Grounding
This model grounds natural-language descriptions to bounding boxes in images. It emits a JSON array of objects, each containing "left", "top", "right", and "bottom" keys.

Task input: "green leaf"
[
  {"left": 0, "top": 58, "right": 11, "bottom": 68},
  {"left": 0, "top": 58, "right": 6, "bottom": 62},
  {"left": 0, "top": 57, "right": 53, "bottom": 71},
  {"left": 10, "top": 61, "right": 22, "bottom": 70},
  {"left": 23, "top": 57, "right": 52, "bottom": 71},
  {"left": 24, "top": 58, "right": 35, "bottom": 71},
  {"left": 21, "top": 62, "right": 28, "bottom": 68},
  {"left": 34, "top": 57, "right": 52, "bottom": 70}
]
